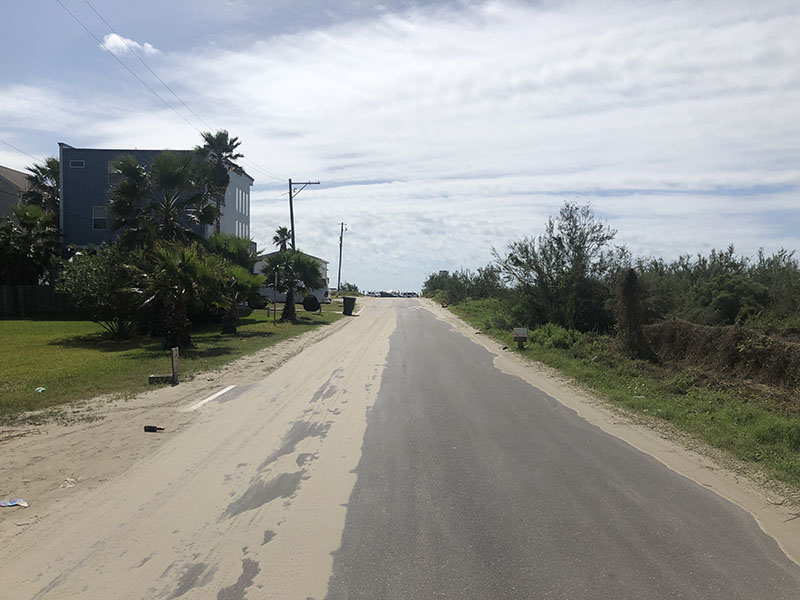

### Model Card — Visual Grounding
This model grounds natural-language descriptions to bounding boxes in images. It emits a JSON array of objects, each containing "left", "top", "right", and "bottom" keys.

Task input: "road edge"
[{"left": 419, "top": 298, "right": 800, "bottom": 568}]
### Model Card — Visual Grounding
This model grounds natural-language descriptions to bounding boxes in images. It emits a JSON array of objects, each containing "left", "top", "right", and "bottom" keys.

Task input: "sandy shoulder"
[
  {"left": 0, "top": 313, "right": 354, "bottom": 539},
  {"left": 421, "top": 298, "right": 800, "bottom": 567}
]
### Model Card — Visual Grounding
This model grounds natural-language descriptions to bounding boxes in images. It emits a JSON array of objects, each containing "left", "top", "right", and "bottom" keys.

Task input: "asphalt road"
[
  {"left": 3, "top": 298, "right": 800, "bottom": 599},
  {"left": 326, "top": 301, "right": 800, "bottom": 599}
]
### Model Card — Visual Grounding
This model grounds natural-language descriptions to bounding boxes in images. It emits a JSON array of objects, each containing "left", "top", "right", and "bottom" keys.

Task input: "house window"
[
  {"left": 69, "top": 159, "right": 85, "bottom": 168},
  {"left": 92, "top": 206, "right": 107, "bottom": 230}
]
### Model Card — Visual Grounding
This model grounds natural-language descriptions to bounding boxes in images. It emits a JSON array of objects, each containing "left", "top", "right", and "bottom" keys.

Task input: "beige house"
[{"left": 0, "top": 164, "right": 28, "bottom": 220}]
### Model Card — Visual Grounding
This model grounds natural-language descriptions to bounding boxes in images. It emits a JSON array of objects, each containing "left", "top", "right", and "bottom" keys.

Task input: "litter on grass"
[{"left": 34, "top": 387, "right": 46, "bottom": 393}]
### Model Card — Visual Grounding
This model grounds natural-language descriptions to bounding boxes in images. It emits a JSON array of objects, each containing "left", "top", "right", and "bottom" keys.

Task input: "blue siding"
[
  {"left": 58, "top": 145, "right": 252, "bottom": 248},
  {"left": 60, "top": 146, "right": 176, "bottom": 247}
]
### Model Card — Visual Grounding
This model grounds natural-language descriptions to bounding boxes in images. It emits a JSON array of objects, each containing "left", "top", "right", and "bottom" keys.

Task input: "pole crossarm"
[{"left": 288, "top": 178, "right": 320, "bottom": 250}]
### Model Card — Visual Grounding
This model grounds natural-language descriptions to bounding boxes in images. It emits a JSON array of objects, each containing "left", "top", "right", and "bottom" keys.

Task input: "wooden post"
[
  {"left": 171, "top": 347, "right": 179, "bottom": 385},
  {"left": 513, "top": 327, "right": 528, "bottom": 350}
]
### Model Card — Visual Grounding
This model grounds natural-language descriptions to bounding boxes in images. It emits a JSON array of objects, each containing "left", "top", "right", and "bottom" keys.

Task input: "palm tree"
[
  {"left": 205, "top": 232, "right": 260, "bottom": 270},
  {"left": 261, "top": 250, "right": 323, "bottom": 322},
  {"left": 22, "top": 157, "right": 60, "bottom": 228},
  {"left": 218, "top": 261, "right": 264, "bottom": 334},
  {"left": 109, "top": 152, "right": 216, "bottom": 250},
  {"left": 0, "top": 204, "right": 60, "bottom": 286},
  {"left": 139, "top": 242, "right": 217, "bottom": 348},
  {"left": 195, "top": 130, "right": 244, "bottom": 234},
  {"left": 109, "top": 155, "right": 154, "bottom": 249},
  {"left": 272, "top": 226, "right": 292, "bottom": 252}
]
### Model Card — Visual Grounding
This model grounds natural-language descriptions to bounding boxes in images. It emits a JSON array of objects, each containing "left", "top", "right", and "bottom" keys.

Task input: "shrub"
[
  {"left": 530, "top": 323, "right": 583, "bottom": 350},
  {"left": 666, "top": 374, "right": 693, "bottom": 395}
]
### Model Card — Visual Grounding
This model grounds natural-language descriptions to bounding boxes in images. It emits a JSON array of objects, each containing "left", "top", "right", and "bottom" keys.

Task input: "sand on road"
[{"left": 0, "top": 298, "right": 395, "bottom": 599}]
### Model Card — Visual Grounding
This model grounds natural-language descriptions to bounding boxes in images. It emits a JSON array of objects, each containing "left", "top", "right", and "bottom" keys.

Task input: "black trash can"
[{"left": 342, "top": 296, "right": 356, "bottom": 316}]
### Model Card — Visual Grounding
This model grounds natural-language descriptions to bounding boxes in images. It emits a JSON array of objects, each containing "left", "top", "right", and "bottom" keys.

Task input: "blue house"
[{"left": 58, "top": 142, "right": 254, "bottom": 247}]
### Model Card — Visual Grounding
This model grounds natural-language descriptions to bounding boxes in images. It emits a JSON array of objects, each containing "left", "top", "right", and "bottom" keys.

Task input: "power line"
[
  {"left": 55, "top": 0, "right": 203, "bottom": 134},
  {"left": 241, "top": 157, "right": 285, "bottom": 183},
  {"left": 60, "top": 0, "right": 287, "bottom": 184},
  {"left": 0, "top": 138, "right": 44, "bottom": 163},
  {"left": 288, "top": 179, "right": 320, "bottom": 250},
  {"left": 82, "top": 0, "right": 214, "bottom": 132},
  {"left": 56, "top": 0, "right": 288, "bottom": 186},
  {"left": 309, "top": 185, "right": 335, "bottom": 221}
]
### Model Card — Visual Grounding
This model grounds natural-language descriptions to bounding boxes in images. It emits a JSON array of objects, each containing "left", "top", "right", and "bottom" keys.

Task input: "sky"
[{"left": 1, "top": 0, "right": 798, "bottom": 292}]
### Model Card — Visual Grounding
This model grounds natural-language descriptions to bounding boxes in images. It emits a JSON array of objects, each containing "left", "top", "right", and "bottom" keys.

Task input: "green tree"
[
  {"left": 139, "top": 243, "right": 218, "bottom": 348},
  {"left": 110, "top": 152, "right": 216, "bottom": 250},
  {"left": 748, "top": 249, "right": 800, "bottom": 332},
  {"left": 695, "top": 274, "right": 769, "bottom": 325},
  {"left": 22, "top": 157, "right": 60, "bottom": 228},
  {"left": 217, "top": 261, "right": 264, "bottom": 334},
  {"left": 205, "top": 232, "right": 259, "bottom": 270},
  {"left": 195, "top": 130, "right": 244, "bottom": 235},
  {"left": 340, "top": 282, "right": 360, "bottom": 293},
  {"left": 616, "top": 268, "right": 655, "bottom": 360},
  {"left": 472, "top": 264, "right": 505, "bottom": 299},
  {"left": 422, "top": 266, "right": 504, "bottom": 305},
  {"left": 0, "top": 204, "right": 60, "bottom": 285},
  {"left": 261, "top": 250, "right": 323, "bottom": 322},
  {"left": 203, "top": 233, "right": 264, "bottom": 332},
  {"left": 272, "top": 226, "right": 292, "bottom": 252},
  {"left": 494, "top": 201, "right": 618, "bottom": 331},
  {"left": 58, "top": 244, "right": 142, "bottom": 339}
]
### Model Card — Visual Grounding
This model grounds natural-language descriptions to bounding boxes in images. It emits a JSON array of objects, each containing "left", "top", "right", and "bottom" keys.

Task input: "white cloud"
[
  {"left": 100, "top": 33, "right": 161, "bottom": 57},
  {"left": 4, "top": 1, "right": 799, "bottom": 290}
]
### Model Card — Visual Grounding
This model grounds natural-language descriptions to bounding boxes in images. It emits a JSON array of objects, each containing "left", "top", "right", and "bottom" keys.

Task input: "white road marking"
[{"left": 183, "top": 385, "right": 236, "bottom": 411}]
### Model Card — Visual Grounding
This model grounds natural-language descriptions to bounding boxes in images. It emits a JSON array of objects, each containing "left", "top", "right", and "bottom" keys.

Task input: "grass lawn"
[
  {"left": 450, "top": 299, "right": 800, "bottom": 489},
  {"left": 0, "top": 301, "right": 345, "bottom": 423}
]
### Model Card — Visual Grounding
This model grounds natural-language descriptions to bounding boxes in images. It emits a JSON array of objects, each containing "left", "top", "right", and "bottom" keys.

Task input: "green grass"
[
  {"left": 0, "top": 302, "right": 345, "bottom": 423},
  {"left": 451, "top": 300, "right": 800, "bottom": 488}
]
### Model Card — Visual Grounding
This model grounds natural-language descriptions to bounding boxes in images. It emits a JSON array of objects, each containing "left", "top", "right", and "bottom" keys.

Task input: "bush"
[
  {"left": 58, "top": 244, "right": 142, "bottom": 339},
  {"left": 248, "top": 294, "right": 268, "bottom": 309},
  {"left": 753, "top": 419, "right": 800, "bottom": 452},
  {"left": 666, "top": 374, "right": 693, "bottom": 395},
  {"left": 529, "top": 323, "right": 583, "bottom": 350}
]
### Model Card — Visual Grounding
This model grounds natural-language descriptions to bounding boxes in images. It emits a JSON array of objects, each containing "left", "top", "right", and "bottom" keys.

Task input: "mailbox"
[{"left": 513, "top": 327, "right": 527, "bottom": 349}]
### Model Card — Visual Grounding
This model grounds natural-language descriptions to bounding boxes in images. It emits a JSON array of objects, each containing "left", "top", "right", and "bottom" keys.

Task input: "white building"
[{"left": 254, "top": 252, "right": 330, "bottom": 304}]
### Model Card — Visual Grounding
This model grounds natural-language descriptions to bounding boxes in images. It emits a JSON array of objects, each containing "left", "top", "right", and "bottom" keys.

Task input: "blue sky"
[{"left": 2, "top": 0, "right": 799, "bottom": 291}]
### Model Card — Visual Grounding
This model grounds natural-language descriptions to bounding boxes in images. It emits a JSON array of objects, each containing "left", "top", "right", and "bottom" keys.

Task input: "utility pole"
[
  {"left": 337, "top": 222, "right": 347, "bottom": 291},
  {"left": 288, "top": 178, "right": 320, "bottom": 250}
]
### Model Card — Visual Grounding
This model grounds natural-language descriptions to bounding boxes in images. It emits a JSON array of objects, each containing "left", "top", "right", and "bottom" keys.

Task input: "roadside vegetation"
[
  {"left": 1, "top": 130, "right": 344, "bottom": 422},
  {"left": 0, "top": 304, "right": 343, "bottom": 424},
  {"left": 424, "top": 202, "right": 800, "bottom": 489}
]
